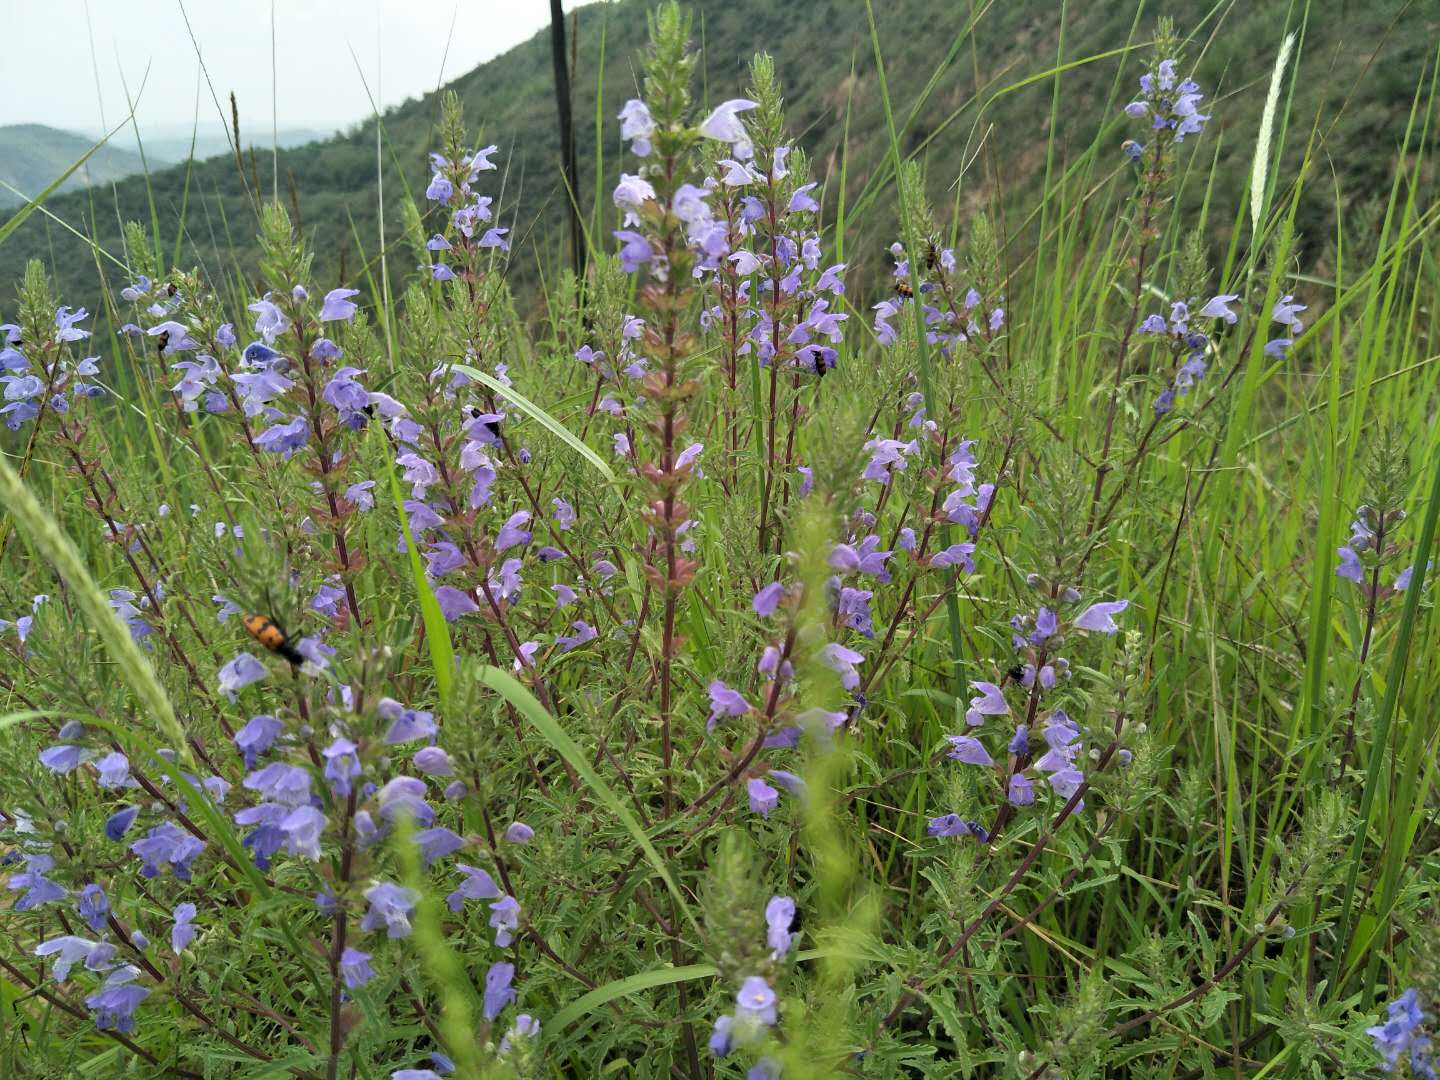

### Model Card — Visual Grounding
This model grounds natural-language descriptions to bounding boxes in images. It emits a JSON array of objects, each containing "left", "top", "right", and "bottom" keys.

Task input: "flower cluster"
[
  {"left": 930, "top": 582, "right": 1130, "bottom": 835},
  {"left": 1137, "top": 294, "right": 1236, "bottom": 415},
  {"left": 1122, "top": 57, "right": 1210, "bottom": 160},
  {"left": 0, "top": 307, "right": 104, "bottom": 429},
  {"left": 709, "top": 893, "right": 796, "bottom": 1075},
  {"left": 1368, "top": 988, "right": 1436, "bottom": 1077}
]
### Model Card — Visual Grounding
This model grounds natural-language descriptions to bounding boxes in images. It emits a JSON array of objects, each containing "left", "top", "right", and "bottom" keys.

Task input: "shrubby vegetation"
[{"left": 1, "top": 4, "right": 1438, "bottom": 1078}]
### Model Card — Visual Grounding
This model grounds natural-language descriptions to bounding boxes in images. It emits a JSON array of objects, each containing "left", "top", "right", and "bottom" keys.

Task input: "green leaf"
[
  {"left": 547, "top": 948, "right": 834, "bottom": 1034},
  {"left": 381, "top": 445, "right": 454, "bottom": 711},
  {"left": 451, "top": 363, "right": 615, "bottom": 482},
  {"left": 475, "top": 665, "right": 698, "bottom": 938},
  {"left": 548, "top": 963, "right": 718, "bottom": 1034}
]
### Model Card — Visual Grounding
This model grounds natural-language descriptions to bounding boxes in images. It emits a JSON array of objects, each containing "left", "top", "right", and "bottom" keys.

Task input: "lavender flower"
[
  {"left": 218, "top": 652, "right": 268, "bottom": 701},
  {"left": 484, "top": 961, "right": 516, "bottom": 1020},
  {"left": 171, "top": 903, "right": 197, "bottom": 951},
  {"left": 360, "top": 882, "right": 420, "bottom": 939},
  {"left": 930, "top": 543, "right": 976, "bottom": 572},
  {"left": 965, "top": 681, "right": 1009, "bottom": 726},
  {"left": 553, "top": 618, "right": 594, "bottom": 654},
  {"left": 77, "top": 884, "right": 110, "bottom": 932},
  {"left": 415, "top": 827, "right": 465, "bottom": 868},
  {"left": 1071, "top": 599, "right": 1128, "bottom": 634},
  {"left": 765, "top": 896, "right": 796, "bottom": 959},
  {"left": 819, "top": 642, "right": 864, "bottom": 690},
  {"left": 618, "top": 98, "right": 655, "bottom": 157},
  {"left": 447, "top": 864, "right": 501, "bottom": 911},
  {"left": 495, "top": 510, "right": 533, "bottom": 551},
  {"left": 322, "top": 738, "right": 362, "bottom": 797},
  {"left": 105, "top": 807, "right": 140, "bottom": 842},
  {"left": 320, "top": 288, "right": 360, "bottom": 322},
  {"left": 433, "top": 586, "right": 479, "bottom": 621},
  {"left": 86, "top": 966, "right": 150, "bottom": 1032},
  {"left": 131, "top": 823, "right": 206, "bottom": 879},
  {"left": 709, "top": 1014, "right": 735, "bottom": 1057},
  {"left": 698, "top": 99, "right": 759, "bottom": 158},
  {"left": 36, "top": 936, "right": 100, "bottom": 981},
  {"left": 1336, "top": 547, "right": 1365, "bottom": 583},
  {"left": 735, "top": 976, "right": 777, "bottom": 1026},
  {"left": 747, "top": 777, "right": 779, "bottom": 818},
  {"left": 1367, "top": 988, "right": 1432, "bottom": 1075},
  {"left": 946, "top": 735, "right": 994, "bottom": 766},
  {"left": 927, "top": 814, "right": 989, "bottom": 841},
  {"left": 413, "top": 746, "right": 454, "bottom": 776},
  {"left": 707, "top": 680, "right": 752, "bottom": 728},
  {"left": 489, "top": 895, "right": 520, "bottom": 947},
  {"left": 341, "top": 947, "right": 375, "bottom": 989},
  {"left": 500, "top": 1014, "right": 540, "bottom": 1054},
  {"left": 753, "top": 582, "right": 786, "bottom": 617},
  {"left": 94, "top": 754, "right": 131, "bottom": 789},
  {"left": 381, "top": 701, "right": 438, "bottom": 744},
  {"left": 503, "top": 821, "right": 535, "bottom": 844}
]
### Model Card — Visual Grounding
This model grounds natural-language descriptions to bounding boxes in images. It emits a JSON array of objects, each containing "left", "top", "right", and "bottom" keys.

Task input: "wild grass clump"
[{"left": 1, "top": 4, "right": 1438, "bottom": 1077}]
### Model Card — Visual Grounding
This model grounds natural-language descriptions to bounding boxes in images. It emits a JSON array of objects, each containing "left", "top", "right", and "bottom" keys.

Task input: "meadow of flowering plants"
[{"left": 3, "top": 3, "right": 1440, "bottom": 1077}]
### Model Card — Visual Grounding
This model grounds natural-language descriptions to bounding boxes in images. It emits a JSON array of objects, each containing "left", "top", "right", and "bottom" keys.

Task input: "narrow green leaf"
[
  {"left": 547, "top": 948, "right": 833, "bottom": 1034},
  {"left": 475, "top": 664, "right": 698, "bottom": 938},
  {"left": 548, "top": 963, "right": 718, "bottom": 1034},
  {"left": 452, "top": 363, "right": 614, "bottom": 482},
  {"left": 381, "top": 444, "right": 454, "bottom": 710}
]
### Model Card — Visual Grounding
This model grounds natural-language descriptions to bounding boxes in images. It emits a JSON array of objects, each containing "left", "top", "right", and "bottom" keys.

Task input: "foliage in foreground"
[{"left": 1, "top": 5, "right": 1439, "bottom": 1078}]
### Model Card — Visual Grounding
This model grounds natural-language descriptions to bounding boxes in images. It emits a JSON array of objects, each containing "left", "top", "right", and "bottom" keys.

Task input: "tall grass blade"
[
  {"left": 382, "top": 443, "right": 455, "bottom": 710},
  {"left": 475, "top": 664, "right": 699, "bottom": 937},
  {"left": 452, "top": 363, "right": 615, "bottom": 481},
  {"left": 0, "top": 452, "right": 187, "bottom": 757}
]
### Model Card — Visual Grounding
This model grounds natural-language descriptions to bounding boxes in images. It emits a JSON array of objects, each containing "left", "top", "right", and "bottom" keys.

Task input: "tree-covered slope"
[{"left": 0, "top": 0, "right": 1432, "bottom": 307}]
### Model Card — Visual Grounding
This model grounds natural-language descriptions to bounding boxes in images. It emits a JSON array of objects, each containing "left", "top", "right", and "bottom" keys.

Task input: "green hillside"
[
  {"left": 0, "top": 124, "right": 164, "bottom": 209},
  {"left": 0, "top": 0, "right": 1433, "bottom": 306}
]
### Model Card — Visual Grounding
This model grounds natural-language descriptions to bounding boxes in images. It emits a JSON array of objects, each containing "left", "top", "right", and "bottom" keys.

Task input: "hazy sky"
[{"left": 0, "top": 0, "right": 556, "bottom": 137}]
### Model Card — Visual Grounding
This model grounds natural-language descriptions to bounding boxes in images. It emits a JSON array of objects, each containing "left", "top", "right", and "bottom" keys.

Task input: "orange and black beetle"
[{"left": 243, "top": 613, "right": 303, "bottom": 665}]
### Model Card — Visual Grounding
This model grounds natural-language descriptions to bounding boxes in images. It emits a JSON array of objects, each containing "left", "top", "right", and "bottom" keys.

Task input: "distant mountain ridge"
[
  {"left": 0, "top": 0, "right": 1433, "bottom": 305},
  {"left": 0, "top": 125, "right": 161, "bottom": 208},
  {"left": 0, "top": 123, "right": 334, "bottom": 210}
]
